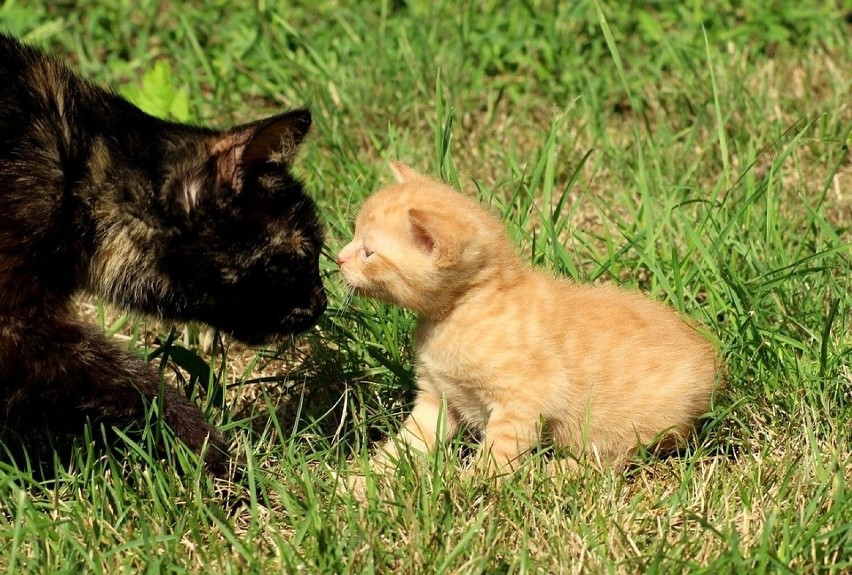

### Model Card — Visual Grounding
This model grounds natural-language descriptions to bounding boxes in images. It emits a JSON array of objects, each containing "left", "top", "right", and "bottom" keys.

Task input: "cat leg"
[
  {"left": 345, "top": 388, "right": 457, "bottom": 499},
  {"left": 375, "top": 388, "right": 458, "bottom": 468},
  {"left": 477, "top": 404, "right": 541, "bottom": 476},
  {"left": 0, "top": 313, "right": 230, "bottom": 475}
]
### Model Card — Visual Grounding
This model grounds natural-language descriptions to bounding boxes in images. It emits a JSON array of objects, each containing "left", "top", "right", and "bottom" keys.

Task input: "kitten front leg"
[
  {"left": 477, "top": 404, "right": 541, "bottom": 475},
  {"left": 345, "top": 387, "right": 457, "bottom": 499},
  {"left": 375, "top": 387, "right": 458, "bottom": 469}
]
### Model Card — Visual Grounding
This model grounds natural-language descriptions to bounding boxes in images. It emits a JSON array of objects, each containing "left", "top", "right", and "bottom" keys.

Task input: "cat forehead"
[
  {"left": 267, "top": 225, "right": 311, "bottom": 255},
  {"left": 356, "top": 187, "right": 411, "bottom": 225}
]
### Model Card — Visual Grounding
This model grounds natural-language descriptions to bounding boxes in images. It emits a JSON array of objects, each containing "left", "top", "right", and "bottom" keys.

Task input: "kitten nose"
[{"left": 336, "top": 243, "right": 355, "bottom": 266}]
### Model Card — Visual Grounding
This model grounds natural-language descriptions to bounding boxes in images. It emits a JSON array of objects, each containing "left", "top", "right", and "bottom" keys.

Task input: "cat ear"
[
  {"left": 408, "top": 208, "right": 467, "bottom": 263},
  {"left": 242, "top": 109, "right": 312, "bottom": 167},
  {"left": 210, "top": 108, "right": 311, "bottom": 190},
  {"left": 389, "top": 161, "right": 422, "bottom": 183},
  {"left": 408, "top": 209, "right": 437, "bottom": 253}
]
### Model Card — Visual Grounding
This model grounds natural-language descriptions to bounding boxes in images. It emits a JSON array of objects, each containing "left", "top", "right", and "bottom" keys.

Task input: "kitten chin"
[{"left": 339, "top": 161, "right": 722, "bottom": 477}]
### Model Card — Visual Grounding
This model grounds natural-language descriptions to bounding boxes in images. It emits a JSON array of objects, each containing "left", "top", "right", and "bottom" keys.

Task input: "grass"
[{"left": 1, "top": 0, "right": 850, "bottom": 572}]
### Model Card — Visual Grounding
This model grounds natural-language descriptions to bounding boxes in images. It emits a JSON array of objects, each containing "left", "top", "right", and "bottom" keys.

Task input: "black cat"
[{"left": 0, "top": 33, "right": 327, "bottom": 475}]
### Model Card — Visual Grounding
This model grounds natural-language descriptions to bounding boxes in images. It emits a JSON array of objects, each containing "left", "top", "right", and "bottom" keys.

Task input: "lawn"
[{"left": 1, "top": 0, "right": 850, "bottom": 573}]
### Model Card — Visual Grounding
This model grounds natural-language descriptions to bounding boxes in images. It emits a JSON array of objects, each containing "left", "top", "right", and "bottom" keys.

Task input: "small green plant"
[{"left": 120, "top": 59, "right": 190, "bottom": 121}]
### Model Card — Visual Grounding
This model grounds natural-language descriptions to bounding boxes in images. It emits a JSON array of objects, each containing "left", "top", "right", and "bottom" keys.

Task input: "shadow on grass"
[{"left": 230, "top": 314, "right": 417, "bottom": 462}]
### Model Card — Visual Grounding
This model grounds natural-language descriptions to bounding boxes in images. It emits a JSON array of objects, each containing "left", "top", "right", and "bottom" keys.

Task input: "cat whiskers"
[{"left": 336, "top": 282, "right": 357, "bottom": 320}]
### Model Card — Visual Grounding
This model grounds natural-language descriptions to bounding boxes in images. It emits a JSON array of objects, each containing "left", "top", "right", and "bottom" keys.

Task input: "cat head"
[
  {"left": 337, "top": 162, "right": 514, "bottom": 317},
  {"left": 92, "top": 109, "right": 326, "bottom": 344}
]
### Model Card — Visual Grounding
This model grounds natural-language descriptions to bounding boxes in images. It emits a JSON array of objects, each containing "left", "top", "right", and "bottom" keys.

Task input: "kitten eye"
[{"left": 362, "top": 246, "right": 374, "bottom": 259}]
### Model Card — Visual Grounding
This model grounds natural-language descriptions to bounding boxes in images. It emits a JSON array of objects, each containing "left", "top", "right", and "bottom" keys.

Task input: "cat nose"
[{"left": 336, "top": 242, "right": 356, "bottom": 266}]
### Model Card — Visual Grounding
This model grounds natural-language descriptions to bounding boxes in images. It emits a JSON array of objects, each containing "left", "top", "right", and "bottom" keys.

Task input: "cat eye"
[{"left": 362, "top": 246, "right": 374, "bottom": 259}]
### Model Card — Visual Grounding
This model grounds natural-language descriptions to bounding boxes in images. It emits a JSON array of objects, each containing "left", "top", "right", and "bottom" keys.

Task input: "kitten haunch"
[
  {"left": 338, "top": 162, "right": 722, "bottom": 474},
  {"left": 0, "top": 33, "right": 326, "bottom": 474}
]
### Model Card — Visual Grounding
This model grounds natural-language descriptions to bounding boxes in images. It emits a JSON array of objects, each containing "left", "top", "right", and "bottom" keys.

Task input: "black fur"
[{"left": 0, "top": 33, "right": 326, "bottom": 475}]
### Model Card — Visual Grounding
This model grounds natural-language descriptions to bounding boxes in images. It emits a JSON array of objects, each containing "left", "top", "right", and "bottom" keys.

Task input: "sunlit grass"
[{"left": 0, "top": 0, "right": 849, "bottom": 572}]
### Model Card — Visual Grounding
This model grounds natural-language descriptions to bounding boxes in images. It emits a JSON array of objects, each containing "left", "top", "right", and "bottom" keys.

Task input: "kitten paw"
[
  {"left": 335, "top": 457, "right": 396, "bottom": 502},
  {"left": 546, "top": 457, "right": 581, "bottom": 477},
  {"left": 334, "top": 471, "right": 377, "bottom": 502},
  {"left": 346, "top": 474, "right": 370, "bottom": 501}
]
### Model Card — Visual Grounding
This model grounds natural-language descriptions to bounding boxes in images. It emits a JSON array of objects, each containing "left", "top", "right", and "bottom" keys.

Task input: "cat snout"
[{"left": 336, "top": 242, "right": 358, "bottom": 266}]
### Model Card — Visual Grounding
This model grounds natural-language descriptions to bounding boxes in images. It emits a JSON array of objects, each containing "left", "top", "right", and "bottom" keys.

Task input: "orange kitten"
[{"left": 338, "top": 162, "right": 722, "bottom": 475}]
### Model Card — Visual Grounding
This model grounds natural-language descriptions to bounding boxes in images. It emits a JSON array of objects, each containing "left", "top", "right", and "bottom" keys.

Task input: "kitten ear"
[
  {"left": 408, "top": 208, "right": 467, "bottom": 263},
  {"left": 210, "top": 108, "right": 311, "bottom": 190},
  {"left": 389, "top": 161, "right": 422, "bottom": 183},
  {"left": 408, "top": 208, "right": 438, "bottom": 253}
]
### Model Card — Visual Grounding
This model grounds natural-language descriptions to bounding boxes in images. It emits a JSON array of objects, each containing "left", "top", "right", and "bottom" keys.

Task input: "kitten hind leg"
[{"left": 477, "top": 404, "right": 541, "bottom": 476}]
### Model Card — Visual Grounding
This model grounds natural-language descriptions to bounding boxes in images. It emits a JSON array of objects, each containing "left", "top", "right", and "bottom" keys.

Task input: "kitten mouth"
[
  {"left": 344, "top": 282, "right": 369, "bottom": 297},
  {"left": 338, "top": 271, "right": 362, "bottom": 292}
]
